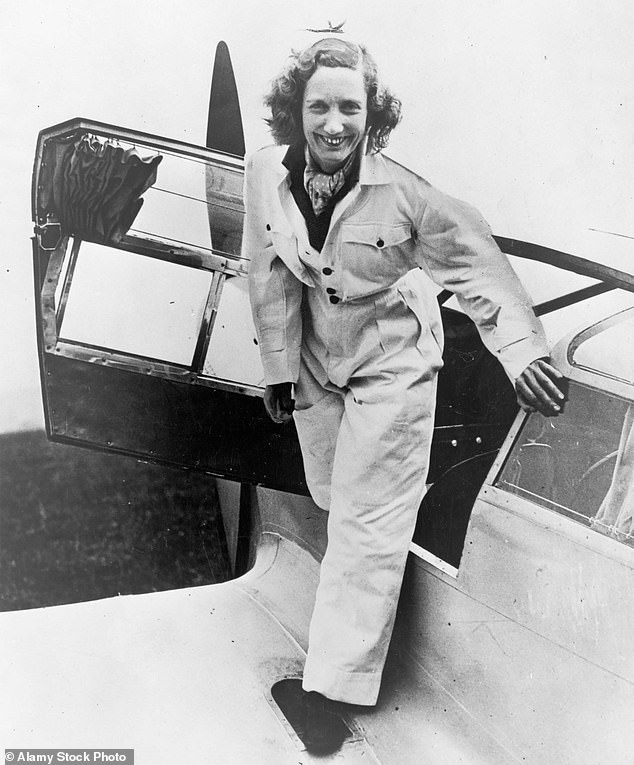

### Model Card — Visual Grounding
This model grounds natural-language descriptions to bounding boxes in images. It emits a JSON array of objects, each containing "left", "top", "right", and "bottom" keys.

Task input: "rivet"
[{"left": 451, "top": 439, "right": 458, "bottom": 447}]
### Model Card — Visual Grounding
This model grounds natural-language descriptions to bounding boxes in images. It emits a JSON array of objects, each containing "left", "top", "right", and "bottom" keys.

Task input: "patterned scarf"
[{"left": 303, "top": 144, "right": 357, "bottom": 217}]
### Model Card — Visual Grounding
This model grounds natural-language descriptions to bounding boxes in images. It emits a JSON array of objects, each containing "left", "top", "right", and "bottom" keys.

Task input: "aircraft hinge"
[{"left": 35, "top": 219, "right": 62, "bottom": 251}]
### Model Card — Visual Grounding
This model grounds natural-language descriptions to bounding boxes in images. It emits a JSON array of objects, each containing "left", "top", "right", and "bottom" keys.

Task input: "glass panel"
[
  {"left": 572, "top": 309, "right": 634, "bottom": 384},
  {"left": 202, "top": 277, "right": 265, "bottom": 387},
  {"left": 132, "top": 151, "right": 211, "bottom": 250},
  {"left": 59, "top": 241, "right": 212, "bottom": 365},
  {"left": 496, "top": 382, "right": 633, "bottom": 545},
  {"left": 120, "top": 143, "right": 244, "bottom": 258}
]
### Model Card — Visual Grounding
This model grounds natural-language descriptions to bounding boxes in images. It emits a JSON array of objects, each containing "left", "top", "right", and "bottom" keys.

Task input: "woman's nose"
[{"left": 324, "top": 111, "right": 344, "bottom": 134}]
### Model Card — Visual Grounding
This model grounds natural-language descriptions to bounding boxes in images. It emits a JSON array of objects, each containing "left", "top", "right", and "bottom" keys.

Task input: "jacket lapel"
[{"left": 259, "top": 152, "right": 314, "bottom": 285}]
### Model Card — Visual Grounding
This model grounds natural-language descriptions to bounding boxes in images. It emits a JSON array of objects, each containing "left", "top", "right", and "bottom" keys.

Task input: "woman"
[{"left": 245, "top": 37, "right": 564, "bottom": 753}]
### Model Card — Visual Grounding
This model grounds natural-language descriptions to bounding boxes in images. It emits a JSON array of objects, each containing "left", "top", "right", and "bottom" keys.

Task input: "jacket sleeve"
[
  {"left": 243, "top": 151, "right": 303, "bottom": 385},
  {"left": 415, "top": 192, "right": 549, "bottom": 381}
]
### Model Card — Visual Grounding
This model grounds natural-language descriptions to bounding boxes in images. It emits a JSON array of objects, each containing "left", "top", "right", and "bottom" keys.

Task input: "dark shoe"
[{"left": 300, "top": 690, "right": 348, "bottom": 754}]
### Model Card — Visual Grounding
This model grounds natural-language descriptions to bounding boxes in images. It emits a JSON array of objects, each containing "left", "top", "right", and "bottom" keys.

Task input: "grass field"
[{"left": 0, "top": 430, "right": 230, "bottom": 611}]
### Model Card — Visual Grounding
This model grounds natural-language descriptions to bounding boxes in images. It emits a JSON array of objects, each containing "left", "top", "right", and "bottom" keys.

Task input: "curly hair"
[{"left": 264, "top": 38, "right": 402, "bottom": 153}]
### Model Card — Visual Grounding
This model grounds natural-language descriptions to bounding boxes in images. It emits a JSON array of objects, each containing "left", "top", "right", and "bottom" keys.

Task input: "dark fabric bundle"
[{"left": 39, "top": 133, "right": 162, "bottom": 245}]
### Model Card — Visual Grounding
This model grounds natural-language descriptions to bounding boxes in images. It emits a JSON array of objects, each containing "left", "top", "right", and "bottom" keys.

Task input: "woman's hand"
[
  {"left": 515, "top": 357, "right": 566, "bottom": 416},
  {"left": 263, "top": 383, "right": 295, "bottom": 424}
]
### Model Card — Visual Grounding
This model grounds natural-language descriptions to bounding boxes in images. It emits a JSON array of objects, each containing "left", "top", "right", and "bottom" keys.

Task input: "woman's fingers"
[
  {"left": 263, "top": 384, "right": 295, "bottom": 424},
  {"left": 531, "top": 360, "right": 565, "bottom": 398},
  {"left": 515, "top": 358, "right": 566, "bottom": 416},
  {"left": 273, "top": 405, "right": 294, "bottom": 423}
]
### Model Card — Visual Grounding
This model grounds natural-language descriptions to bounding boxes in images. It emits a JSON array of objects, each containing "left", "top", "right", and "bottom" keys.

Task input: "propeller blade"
[{"left": 206, "top": 41, "right": 245, "bottom": 157}]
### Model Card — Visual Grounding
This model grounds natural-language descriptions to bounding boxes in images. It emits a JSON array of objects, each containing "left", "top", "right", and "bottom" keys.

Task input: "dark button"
[
  {"left": 376, "top": 238, "right": 385, "bottom": 248},
  {"left": 326, "top": 287, "right": 337, "bottom": 295},
  {"left": 322, "top": 267, "right": 333, "bottom": 275},
  {"left": 266, "top": 224, "right": 271, "bottom": 231},
  {"left": 329, "top": 295, "right": 340, "bottom": 304}
]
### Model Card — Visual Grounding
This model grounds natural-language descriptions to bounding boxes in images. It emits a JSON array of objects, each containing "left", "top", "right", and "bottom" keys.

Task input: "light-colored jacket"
[{"left": 245, "top": 144, "right": 549, "bottom": 386}]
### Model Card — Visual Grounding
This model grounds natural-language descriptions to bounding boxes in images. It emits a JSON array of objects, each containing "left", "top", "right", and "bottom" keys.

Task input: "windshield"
[
  {"left": 496, "top": 381, "right": 634, "bottom": 547},
  {"left": 570, "top": 307, "right": 634, "bottom": 385}
]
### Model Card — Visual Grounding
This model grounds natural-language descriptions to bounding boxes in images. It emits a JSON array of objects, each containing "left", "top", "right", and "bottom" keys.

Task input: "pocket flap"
[{"left": 341, "top": 221, "right": 412, "bottom": 248}]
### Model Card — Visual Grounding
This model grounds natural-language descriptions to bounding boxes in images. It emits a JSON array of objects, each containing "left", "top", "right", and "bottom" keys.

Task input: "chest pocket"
[{"left": 339, "top": 221, "right": 416, "bottom": 299}]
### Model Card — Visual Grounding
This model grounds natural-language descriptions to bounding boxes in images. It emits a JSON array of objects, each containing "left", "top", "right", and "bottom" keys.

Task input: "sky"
[{"left": 1, "top": 0, "right": 632, "bottom": 432}]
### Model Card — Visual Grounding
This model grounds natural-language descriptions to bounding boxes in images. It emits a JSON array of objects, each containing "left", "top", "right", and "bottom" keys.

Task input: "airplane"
[
  {"left": 1, "top": 39, "right": 633, "bottom": 764},
  {"left": 305, "top": 21, "right": 346, "bottom": 34}
]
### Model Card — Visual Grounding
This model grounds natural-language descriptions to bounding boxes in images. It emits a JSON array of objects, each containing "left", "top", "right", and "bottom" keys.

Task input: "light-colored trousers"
[{"left": 294, "top": 280, "right": 441, "bottom": 705}]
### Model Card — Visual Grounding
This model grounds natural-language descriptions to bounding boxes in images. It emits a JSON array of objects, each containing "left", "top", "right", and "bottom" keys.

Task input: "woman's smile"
[{"left": 317, "top": 135, "right": 346, "bottom": 147}]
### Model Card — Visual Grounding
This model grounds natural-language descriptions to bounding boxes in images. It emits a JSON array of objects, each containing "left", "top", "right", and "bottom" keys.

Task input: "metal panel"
[
  {"left": 43, "top": 351, "right": 307, "bottom": 494},
  {"left": 459, "top": 490, "right": 634, "bottom": 683},
  {"left": 394, "top": 551, "right": 634, "bottom": 764}
]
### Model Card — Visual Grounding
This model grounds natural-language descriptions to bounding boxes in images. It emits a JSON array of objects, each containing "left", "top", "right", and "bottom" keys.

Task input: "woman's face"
[{"left": 302, "top": 65, "right": 368, "bottom": 173}]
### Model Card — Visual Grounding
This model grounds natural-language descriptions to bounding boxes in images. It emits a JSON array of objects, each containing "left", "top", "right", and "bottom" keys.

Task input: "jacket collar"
[
  {"left": 358, "top": 150, "right": 391, "bottom": 186},
  {"left": 273, "top": 140, "right": 391, "bottom": 187}
]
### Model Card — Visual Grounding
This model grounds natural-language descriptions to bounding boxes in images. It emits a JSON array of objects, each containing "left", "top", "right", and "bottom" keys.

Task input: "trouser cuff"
[{"left": 302, "top": 660, "right": 381, "bottom": 705}]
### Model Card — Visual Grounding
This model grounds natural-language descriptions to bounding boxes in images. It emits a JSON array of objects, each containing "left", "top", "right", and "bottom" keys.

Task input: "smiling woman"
[{"left": 244, "top": 34, "right": 564, "bottom": 754}]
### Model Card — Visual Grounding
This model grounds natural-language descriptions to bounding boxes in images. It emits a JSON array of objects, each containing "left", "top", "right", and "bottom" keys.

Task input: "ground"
[{"left": 0, "top": 430, "right": 230, "bottom": 611}]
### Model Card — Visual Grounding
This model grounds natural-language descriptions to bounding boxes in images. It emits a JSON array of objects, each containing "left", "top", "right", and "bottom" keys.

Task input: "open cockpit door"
[{"left": 32, "top": 118, "right": 307, "bottom": 494}]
